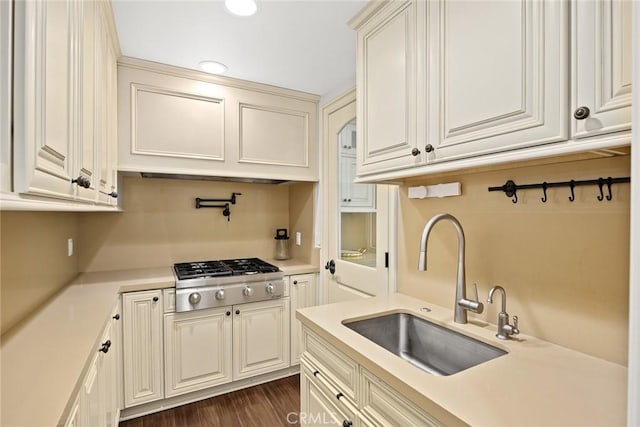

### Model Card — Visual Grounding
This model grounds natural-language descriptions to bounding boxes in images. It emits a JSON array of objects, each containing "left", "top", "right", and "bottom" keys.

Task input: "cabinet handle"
[
  {"left": 313, "top": 370, "right": 320, "bottom": 377},
  {"left": 153, "top": 296, "right": 159, "bottom": 302},
  {"left": 342, "top": 420, "right": 352, "bottom": 427},
  {"left": 425, "top": 144, "right": 434, "bottom": 153},
  {"left": 574, "top": 106, "right": 590, "bottom": 120},
  {"left": 235, "top": 309, "right": 240, "bottom": 315},
  {"left": 347, "top": 198, "right": 351, "bottom": 202},
  {"left": 72, "top": 176, "right": 91, "bottom": 189},
  {"left": 99, "top": 340, "right": 111, "bottom": 353},
  {"left": 112, "top": 314, "right": 120, "bottom": 320},
  {"left": 293, "top": 280, "right": 298, "bottom": 285},
  {"left": 336, "top": 392, "right": 344, "bottom": 400},
  {"left": 411, "top": 148, "right": 420, "bottom": 156},
  {"left": 108, "top": 191, "right": 118, "bottom": 199},
  {"left": 226, "top": 311, "right": 231, "bottom": 316}
]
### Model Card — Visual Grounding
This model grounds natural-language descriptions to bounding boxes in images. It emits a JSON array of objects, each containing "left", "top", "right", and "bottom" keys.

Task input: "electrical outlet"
[
  {"left": 67, "top": 238, "right": 74, "bottom": 257},
  {"left": 295, "top": 232, "right": 302, "bottom": 246}
]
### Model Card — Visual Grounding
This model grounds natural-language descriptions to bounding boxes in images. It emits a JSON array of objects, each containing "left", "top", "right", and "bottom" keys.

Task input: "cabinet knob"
[
  {"left": 112, "top": 314, "right": 120, "bottom": 320},
  {"left": 411, "top": 148, "right": 420, "bottom": 156},
  {"left": 226, "top": 311, "right": 231, "bottom": 316},
  {"left": 293, "top": 280, "right": 298, "bottom": 285},
  {"left": 235, "top": 309, "right": 240, "bottom": 315},
  {"left": 347, "top": 198, "right": 351, "bottom": 202},
  {"left": 72, "top": 176, "right": 91, "bottom": 189},
  {"left": 152, "top": 296, "right": 159, "bottom": 302},
  {"left": 108, "top": 191, "right": 118, "bottom": 198},
  {"left": 574, "top": 106, "right": 590, "bottom": 120},
  {"left": 425, "top": 144, "right": 434, "bottom": 153},
  {"left": 342, "top": 421, "right": 352, "bottom": 427},
  {"left": 99, "top": 340, "right": 111, "bottom": 353}
]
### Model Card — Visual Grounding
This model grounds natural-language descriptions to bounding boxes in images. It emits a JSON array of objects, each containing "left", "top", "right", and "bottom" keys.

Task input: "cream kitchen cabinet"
[
  {"left": 301, "top": 327, "right": 444, "bottom": 427},
  {"left": 65, "top": 302, "right": 122, "bottom": 427},
  {"left": 122, "top": 290, "right": 164, "bottom": 407},
  {"left": 164, "top": 307, "right": 233, "bottom": 398},
  {"left": 118, "top": 58, "right": 319, "bottom": 182},
  {"left": 233, "top": 298, "right": 291, "bottom": 380},
  {"left": 351, "top": 0, "right": 631, "bottom": 182},
  {"left": 352, "top": 0, "right": 426, "bottom": 177},
  {"left": 427, "top": 0, "right": 568, "bottom": 163},
  {"left": 10, "top": 0, "right": 119, "bottom": 207},
  {"left": 571, "top": 0, "right": 632, "bottom": 139},
  {"left": 340, "top": 154, "right": 375, "bottom": 211},
  {"left": 290, "top": 274, "right": 317, "bottom": 365}
]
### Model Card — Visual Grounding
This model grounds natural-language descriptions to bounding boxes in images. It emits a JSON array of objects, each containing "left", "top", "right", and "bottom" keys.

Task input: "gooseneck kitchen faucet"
[{"left": 418, "top": 213, "right": 484, "bottom": 324}]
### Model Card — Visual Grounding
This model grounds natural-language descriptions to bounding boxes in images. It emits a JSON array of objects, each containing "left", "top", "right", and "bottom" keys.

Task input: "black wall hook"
[
  {"left": 503, "top": 180, "right": 518, "bottom": 204},
  {"left": 605, "top": 177, "right": 613, "bottom": 201},
  {"left": 541, "top": 182, "right": 548, "bottom": 203},
  {"left": 568, "top": 180, "right": 575, "bottom": 202},
  {"left": 597, "top": 178, "right": 605, "bottom": 201}
]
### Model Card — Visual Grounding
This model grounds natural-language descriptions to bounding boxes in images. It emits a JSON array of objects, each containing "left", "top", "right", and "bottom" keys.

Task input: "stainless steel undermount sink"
[{"left": 343, "top": 312, "right": 507, "bottom": 376}]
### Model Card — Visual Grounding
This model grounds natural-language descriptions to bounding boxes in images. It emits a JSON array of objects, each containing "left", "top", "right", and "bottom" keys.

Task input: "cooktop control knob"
[
  {"left": 266, "top": 283, "right": 275, "bottom": 294},
  {"left": 215, "top": 289, "right": 225, "bottom": 300},
  {"left": 243, "top": 287, "right": 254, "bottom": 297},
  {"left": 189, "top": 292, "right": 201, "bottom": 305}
]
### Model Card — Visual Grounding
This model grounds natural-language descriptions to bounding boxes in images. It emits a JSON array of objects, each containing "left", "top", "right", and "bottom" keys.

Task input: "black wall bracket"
[{"left": 195, "top": 192, "right": 242, "bottom": 221}]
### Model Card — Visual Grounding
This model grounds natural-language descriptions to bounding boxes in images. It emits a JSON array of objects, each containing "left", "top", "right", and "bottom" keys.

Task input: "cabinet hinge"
[{"left": 385, "top": 252, "right": 389, "bottom": 269}]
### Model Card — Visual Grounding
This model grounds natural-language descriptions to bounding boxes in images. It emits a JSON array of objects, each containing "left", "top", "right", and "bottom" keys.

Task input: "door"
[
  {"left": 572, "top": 0, "right": 632, "bottom": 139},
  {"left": 122, "top": 290, "right": 164, "bottom": 407},
  {"left": 323, "top": 90, "right": 393, "bottom": 303},
  {"left": 164, "top": 307, "right": 233, "bottom": 397},
  {"left": 232, "top": 298, "right": 290, "bottom": 380},
  {"left": 355, "top": 0, "right": 424, "bottom": 177},
  {"left": 429, "top": 0, "right": 568, "bottom": 161}
]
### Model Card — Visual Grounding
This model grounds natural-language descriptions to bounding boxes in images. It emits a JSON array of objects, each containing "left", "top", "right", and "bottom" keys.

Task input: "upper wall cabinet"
[
  {"left": 354, "top": 0, "right": 426, "bottom": 176},
  {"left": 118, "top": 59, "right": 319, "bottom": 182},
  {"left": 429, "top": 0, "right": 568, "bottom": 161},
  {"left": 351, "top": 0, "right": 632, "bottom": 182},
  {"left": 9, "top": 0, "right": 119, "bottom": 208},
  {"left": 572, "top": 0, "right": 632, "bottom": 139}
]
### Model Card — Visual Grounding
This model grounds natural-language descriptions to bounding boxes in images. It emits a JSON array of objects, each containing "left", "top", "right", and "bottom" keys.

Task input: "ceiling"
[{"left": 111, "top": 0, "right": 368, "bottom": 97}]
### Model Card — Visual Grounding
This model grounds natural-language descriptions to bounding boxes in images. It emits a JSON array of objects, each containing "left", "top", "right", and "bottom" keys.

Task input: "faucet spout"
[
  {"left": 487, "top": 285, "right": 507, "bottom": 312},
  {"left": 417, "top": 213, "right": 483, "bottom": 324}
]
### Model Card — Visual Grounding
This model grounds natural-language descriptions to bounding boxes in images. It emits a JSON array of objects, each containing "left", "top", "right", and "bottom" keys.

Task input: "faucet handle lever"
[
  {"left": 472, "top": 283, "right": 479, "bottom": 302},
  {"left": 513, "top": 315, "right": 519, "bottom": 329}
]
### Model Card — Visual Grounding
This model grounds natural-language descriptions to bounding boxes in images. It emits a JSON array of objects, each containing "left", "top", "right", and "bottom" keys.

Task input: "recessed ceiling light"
[
  {"left": 198, "top": 60, "right": 228, "bottom": 75},
  {"left": 225, "top": 0, "right": 258, "bottom": 17}
]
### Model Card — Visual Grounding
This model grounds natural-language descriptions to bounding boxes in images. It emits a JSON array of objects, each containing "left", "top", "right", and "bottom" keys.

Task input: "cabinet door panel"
[
  {"left": 239, "top": 104, "right": 308, "bottom": 166},
  {"left": 572, "top": 0, "right": 632, "bottom": 138},
  {"left": 290, "top": 274, "right": 316, "bottom": 365},
  {"left": 132, "top": 85, "right": 225, "bottom": 160},
  {"left": 123, "top": 290, "right": 164, "bottom": 407},
  {"left": 357, "top": 1, "right": 423, "bottom": 176},
  {"left": 14, "top": 0, "right": 79, "bottom": 198},
  {"left": 432, "top": 0, "right": 568, "bottom": 160},
  {"left": 164, "top": 308, "right": 232, "bottom": 397},
  {"left": 233, "top": 298, "right": 290, "bottom": 380}
]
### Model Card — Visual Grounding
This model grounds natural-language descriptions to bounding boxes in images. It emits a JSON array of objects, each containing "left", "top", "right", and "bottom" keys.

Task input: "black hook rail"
[
  {"left": 488, "top": 177, "right": 630, "bottom": 204},
  {"left": 195, "top": 193, "right": 242, "bottom": 221}
]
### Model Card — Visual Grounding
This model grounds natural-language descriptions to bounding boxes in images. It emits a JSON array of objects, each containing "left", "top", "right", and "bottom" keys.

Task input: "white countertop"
[
  {"left": 297, "top": 293, "right": 627, "bottom": 427},
  {"left": 0, "top": 259, "right": 317, "bottom": 427}
]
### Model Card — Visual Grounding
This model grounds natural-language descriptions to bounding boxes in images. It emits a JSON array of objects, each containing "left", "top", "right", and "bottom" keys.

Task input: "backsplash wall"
[
  {"left": 1, "top": 212, "right": 79, "bottom": 335},
  {"left": 78, "top": 176, "right": 293, "bottom": 271},
  {"left": 398, "top": 155, "right": 630, "bottom": 365}
]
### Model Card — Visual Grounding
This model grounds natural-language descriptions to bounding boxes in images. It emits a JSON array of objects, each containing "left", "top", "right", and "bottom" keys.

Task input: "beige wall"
[
  {"left": 78, "top": 176, "right": 316, "bottom": 271},
  {"left": 288, "top": 182, "right": 319, "bottom": 264},
  {"left": 399, "top": 156, "right": 630, "bottom": 365},
  {"left": 1, "top": 212, "right": 79, "bottom": 335}
]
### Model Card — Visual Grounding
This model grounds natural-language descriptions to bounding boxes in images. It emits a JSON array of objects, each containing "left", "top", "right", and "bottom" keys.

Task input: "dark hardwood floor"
[{"left": 119, "top": 375, "right": 300, "bottom": 427}]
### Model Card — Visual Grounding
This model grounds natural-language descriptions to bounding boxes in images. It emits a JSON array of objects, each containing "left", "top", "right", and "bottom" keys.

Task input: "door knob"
[
  {"left": 573, "top": 106, "right": 590, "bottom": 120},
  {"left": 324, "top": 259, "right": 336, "bottom": 275}
]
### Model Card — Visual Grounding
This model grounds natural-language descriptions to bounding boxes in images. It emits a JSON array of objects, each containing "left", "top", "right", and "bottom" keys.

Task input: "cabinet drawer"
[
  {"left": 302, "top": 327, "right": 358, "bottom": 403},
  {"left": 360, "top": 369, "right": 443, "bottom": 427}
]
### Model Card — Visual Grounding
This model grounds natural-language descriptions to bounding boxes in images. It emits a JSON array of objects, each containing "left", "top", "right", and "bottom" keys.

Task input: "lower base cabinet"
[
  {"left": 300, "top": 327, "right": 444, "bottom": 427},
  {"left": 65, "top": 302, "right": 121, "bottom": 427}
]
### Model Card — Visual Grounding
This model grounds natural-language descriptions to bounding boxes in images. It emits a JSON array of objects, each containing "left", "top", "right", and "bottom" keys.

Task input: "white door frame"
[
  {"left": 319, "top": 89, "right": 397, "bottom": 304},
  {"left": 627, "top": 2, "right": 639, "bottom": 424}
]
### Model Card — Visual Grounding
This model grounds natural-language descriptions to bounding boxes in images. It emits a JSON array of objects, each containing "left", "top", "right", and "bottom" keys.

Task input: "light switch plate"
[
  {"left": 295, "top": 232, "right": 301, "bottom": 246},
  {"left": 67, "top": 238, "right": 74, "bottom": 257}
]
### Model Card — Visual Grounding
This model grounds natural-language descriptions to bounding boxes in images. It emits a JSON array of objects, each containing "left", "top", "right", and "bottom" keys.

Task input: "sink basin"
[{"left": 343, "top": 313, "right": 507, "bottom": 376}]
